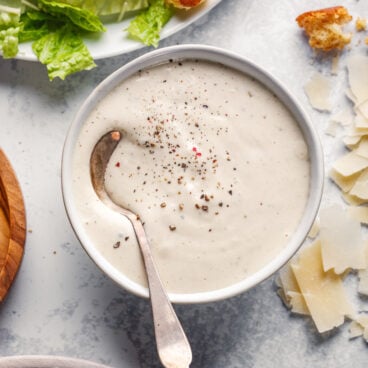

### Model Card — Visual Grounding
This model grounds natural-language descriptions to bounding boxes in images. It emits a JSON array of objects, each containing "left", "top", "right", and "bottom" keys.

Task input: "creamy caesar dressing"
[{"left": 72, "top": 60, "right": 310, "bottom": 294}]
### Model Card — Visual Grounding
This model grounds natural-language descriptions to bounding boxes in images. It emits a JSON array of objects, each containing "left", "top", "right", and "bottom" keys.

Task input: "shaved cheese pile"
[
  {"left": 330, "top": 55, "right": 368, "bottom": 206},
  {"left": 277, "top": 205, "right": 368, "bottom": 334},
  {"left": 292, "top": 240, "right": 354, "bottom": 333},
  {"left": 293, "top": 11, "right": 368, "bottom": 343}
]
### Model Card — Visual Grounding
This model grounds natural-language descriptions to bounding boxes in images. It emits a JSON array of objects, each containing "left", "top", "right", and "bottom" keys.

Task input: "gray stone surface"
[{"left": 1, "top": 0, "right": 368, "bottom": 367}]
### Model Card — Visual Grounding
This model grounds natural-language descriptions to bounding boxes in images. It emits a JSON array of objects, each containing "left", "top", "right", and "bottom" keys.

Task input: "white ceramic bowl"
[{"left": 62, "top": 44, "right": 324, "bottom": 304}]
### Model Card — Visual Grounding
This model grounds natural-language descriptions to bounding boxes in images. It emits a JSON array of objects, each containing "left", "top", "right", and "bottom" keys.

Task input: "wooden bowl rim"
[{"left": 0, "top": 149, "right": 26, "bottom": 302}]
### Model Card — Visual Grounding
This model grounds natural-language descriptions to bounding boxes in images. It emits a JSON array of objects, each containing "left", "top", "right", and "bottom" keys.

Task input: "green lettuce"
[
  {"left": 127, "top": 0, "right": 173, "bottom": 47},
  {"left": 17, "top": 1, "right": 100, "bottom": 80},
  {"left": 37, "top": 0, "right": 105, "bottom": 32},
  {"left": 0, "top": 0, "right": 177, "bottom": 79},
  {"left": 0, "top": 4, "right": 21, "bottom": 57},
  {"left": 0, "top": 6, "right": 20, "bottom": 27},
  {"left": 0, "top": 26, "right": 20, "bottom": 58},
  {"left": 19, "top": 11, "right": 57, "bottom": 42},
  {"left": 47, "top": 0, "right": 149, "bottom": 21},
  {"left": 97, "top": 0, "right": 149, "bottom": 21},
  {"left": 32, "top": 23, "right": 96, "bottom": 80}
]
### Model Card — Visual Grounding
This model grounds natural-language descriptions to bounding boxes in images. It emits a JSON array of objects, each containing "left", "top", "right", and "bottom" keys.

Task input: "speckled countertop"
[{"left": 1, "top": 0, "right": 368, "bottom": 367}]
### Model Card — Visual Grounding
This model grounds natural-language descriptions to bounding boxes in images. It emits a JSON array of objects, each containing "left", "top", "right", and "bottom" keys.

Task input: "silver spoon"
[{"left": 90, "top": 130, "right": 192, "bottom": 368}]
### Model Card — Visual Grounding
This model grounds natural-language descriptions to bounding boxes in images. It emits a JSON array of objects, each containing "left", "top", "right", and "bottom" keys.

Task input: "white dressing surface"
[{"left": 73, "top": 60, "right": 309, "bottom": 293}]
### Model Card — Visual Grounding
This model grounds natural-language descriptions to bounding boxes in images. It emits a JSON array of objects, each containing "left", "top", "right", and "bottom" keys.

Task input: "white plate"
[
  {"left": 16, "top": 0, "right": 222, "bottom": 61},
  {"left": 0, "top": 355, "right": 111, "bottom": 368}
]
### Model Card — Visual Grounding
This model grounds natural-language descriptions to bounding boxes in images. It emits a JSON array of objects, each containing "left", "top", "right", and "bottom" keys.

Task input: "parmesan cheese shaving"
[
  {"left": 278, "top": 262, "right": 300, "bottom": 293},
  {"left": 277, "top": 263, "right": 309, "bottom": 314},
  {"left": 349, "top": 320, "right": 364, "bottom": 339},
  {"left": 346, "top": 88, "right": 357, "bottom": 104},
  {"left": 358, "top": 268, "right": 368, "bottom": 296},
  {"left": 355, "top": 137, "right": 368, "bottom": 158},
  {"left": 364, "top": 327, "right": 368, "bottom": 342},
  {"left": 319, "top": 205, "right": 366, "bottom": 273},
  {"left": 358, "top": 244, "right": 368, "bottom": 296},
  {"left": 304, "top": 72, "right": 333, "bottom": 112},
  {"left": 359, "top": 315, "right": 368, "bottom": 327},
  {"left": 288, "top": 291, "right": 310, "bottom": 315},
  {"left": 330, "top": 169, "right": 361, "bottom": 193},
  {"left": 354, "top": 111, "right": 368, "bottom": 129},
  {"left": 331, "top": 109, "right": 354, "bottom": 127},
  {"left": 291, "top": 240, "right": 354, "bottom": 333},
  {"left": 276, "top": 288, "right": 290, "bottom": 308},
  {"left": 341, "top": 192, "right": 367, "bottom": 206},
  {"left": 356, "top": 100, "right": 368, "bottom": 122},
  {"left": 325, "top": 120, "right": 340, "bottom": 137},
  {"left": 349, "top": 169, "right": 368, "bottom": 200},
  {"left": 355, "top": 127, "right": 368, "bottom": 135},
  {"left": 347, "top": 54, "right": 368, "bottom": 104},
  {"left": 347, "top": 206, "right": 368, "bottom": 224},
  {"left": 343, "top": 134, "right": 362, "bottom": 149},
  {"left": 349, "top": 314, "right": 368, "bottom": 342},
  {"left": 308, "top": 219, "right": 320, "bottom": 238},
  {"left": 333, "top": 151, "right": 368, "bottom": 177},
  {"left": 331, "top": 55, "right": 339, "bottom": 75}
]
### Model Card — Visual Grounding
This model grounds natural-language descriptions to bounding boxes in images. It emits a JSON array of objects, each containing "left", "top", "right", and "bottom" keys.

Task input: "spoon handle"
[{"left": 132, "top": 219, "right": 192, "bottom": 368}]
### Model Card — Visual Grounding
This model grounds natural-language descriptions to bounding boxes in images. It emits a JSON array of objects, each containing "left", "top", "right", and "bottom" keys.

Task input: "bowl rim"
[
  {"left": 62, "top": 44, "right": 324, "bottom": 304},
  {"left": 0, "top": 355, "right": 111, "bottom": 368}
]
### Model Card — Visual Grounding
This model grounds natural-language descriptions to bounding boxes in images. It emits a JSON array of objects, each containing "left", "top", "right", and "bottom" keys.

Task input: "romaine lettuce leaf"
[
  {"left": 19, "top": 11, "right": 57, "bottom": 42},
  {"left": 97, "top": 0, "right": 149, "bottom": 21},
  {"left": 0, "top": 3, "right": 21, "bottom": 57},
  {"left": 0, "top": 0, "right": 177, "bottom": 79},
  {"left": 127, "top": 0, "right": 173, "bottom": 47},
  {"left": 48, "top": 0, "right": 149, "bottom": 21},
  {"left": 32, "top": 24, "right": 96, "bottom": 80},
  {"left": 0, "top": 6, "right": 20, "bottom": 27},
  {"left": 37, "top": 0, "right": 105, "bottom": 32},
  {"left": 0, "top": 26, "right": 20, "bottom": 58}
]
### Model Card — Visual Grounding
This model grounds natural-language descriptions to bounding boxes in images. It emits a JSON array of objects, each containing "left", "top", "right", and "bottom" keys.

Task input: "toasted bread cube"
[
  {"left": 296, "top": 6, "right": 352, "bottom": 51},
  {"left": 166, "top": 0, "right": 205, "bottom": 9}
]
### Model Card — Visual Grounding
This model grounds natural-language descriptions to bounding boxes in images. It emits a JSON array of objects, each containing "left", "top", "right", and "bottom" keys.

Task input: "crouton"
[
  {"left": 356, "top": 17, "right": 367, "bottom": 32},
  {"left": 296, "top": 6, "right": 352, "bottom": 51},
  {"left": 166, "top": 0, "right": 205, "bottom": 9}
]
